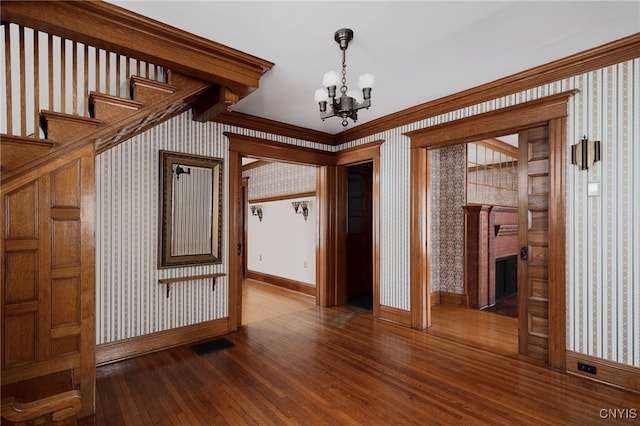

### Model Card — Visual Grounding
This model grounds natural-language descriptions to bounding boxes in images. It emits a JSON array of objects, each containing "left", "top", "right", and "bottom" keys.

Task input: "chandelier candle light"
[{"left": 314, "top": 28, "right": 375, "bottom": 128}]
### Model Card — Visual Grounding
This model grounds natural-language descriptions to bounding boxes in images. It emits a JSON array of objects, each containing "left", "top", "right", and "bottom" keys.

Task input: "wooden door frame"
[
  {"left": 405, "top": 91, "right": 575, "bottom": 370},
  {"left": 226, "top": 133, "right": 381, "bottom": 329},
  {"left": 336, "top": 141, "right": 382, "bottom": 317}
]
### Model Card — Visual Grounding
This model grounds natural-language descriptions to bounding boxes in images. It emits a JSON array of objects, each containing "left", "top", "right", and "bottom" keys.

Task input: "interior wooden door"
[{"left": 518, "top": 125, "right": 550, "bottom": 362}]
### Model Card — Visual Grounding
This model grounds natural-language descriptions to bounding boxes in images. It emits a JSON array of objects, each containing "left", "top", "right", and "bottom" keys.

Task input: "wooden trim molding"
[
  {"left": 430, "top": 291, "right": 468, "bottom": 307},
  {"left": 566, "top": 351, "right": 640, "bottom": 393},
  {"left": 248, "top": 191, "right": 316, "bottom": 204},
  {"left": 379, "top": 305, "right": 412, "bottom": 327},
  {"left": 96, "top": 318, "right": 229, "bottom": 366},
  {"left": 216, "top": 111, "right": 334, "bottom": 145},
  {"left": 242, "top": 160, "right": 272, "bottom": 172},
  {"left": 476, "top": 138, "right": 519, "bottom": 158},
  {"left": 410, "top": 147, "right": 430, "bottom": 329},
  {"left": 335, "top": 34, "right": 640, "bottom": 144},
  {"left": 430, "top": 292, "right": 441, "bottom": 307},
  {"left": 406, "top": 91, "right": 578, "bottom": 149},
  {"left": 315, "top": 165, "right": 344, "bottom": 307},
  {"left": 547, "top": 116, "right": 567, "bottom": 371},
  {"left": 228, "top": 133, "right": 381, "bottom": 313},
  {"left": 335, "top": 140, "right": 383, "bottom": 165},
  {"left": 334, "top": 141, "right": 382, "bottom": 316},
  {"left": 228, "top": 149, "right": 243, "bottom": 330},
  {"left": 226, "top": 132, "right": 335, "bottom": 166},
  {"left": 247, "top": 271, "right": 316, "bottom": 297},
  {"left": 437, "top": 292, "right": 467, "bottom": 307}
]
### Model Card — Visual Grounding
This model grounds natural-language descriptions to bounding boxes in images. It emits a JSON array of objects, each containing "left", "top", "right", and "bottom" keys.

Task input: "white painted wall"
[{"left": 247, "top": 197, "right": 316, "bottom": 285}]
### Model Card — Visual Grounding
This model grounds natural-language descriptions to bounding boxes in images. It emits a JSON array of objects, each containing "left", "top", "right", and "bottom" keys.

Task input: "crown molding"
[
  {"left": 215, "top": 33, "right": 638, "bottom": 148},
  {"left": 215, "top": 111, "right": 335, "bottom": 146}
]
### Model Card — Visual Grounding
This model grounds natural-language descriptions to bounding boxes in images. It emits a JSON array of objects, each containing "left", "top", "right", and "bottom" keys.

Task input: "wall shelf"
[{"left": 158, "top": 273, "right": 226, "bottom": 298}]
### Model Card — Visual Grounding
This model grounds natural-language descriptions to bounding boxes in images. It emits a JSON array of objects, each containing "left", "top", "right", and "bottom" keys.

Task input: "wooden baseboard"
[
  {"left": 96, "top": 318, "right": 229, "bottom": 366},
  {"left": 430, "top": 291, "right": 441, "bottom": 306},
  {"left": 566, "top": 350, "right": 640, "bottom": 393},
  {"left": 379, "top": 305, "right": 411, "bottom": 326},
  {"left": 431, "top": 291, "right": 466, "bottom": 307},
  {"left": 247, "top": 270, "right": 316, "bottom": 296}
]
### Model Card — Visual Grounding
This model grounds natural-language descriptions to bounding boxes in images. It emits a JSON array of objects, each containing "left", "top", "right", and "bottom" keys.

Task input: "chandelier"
[{"left": 314, "top": 28, "right": 375, "bottom": 128}]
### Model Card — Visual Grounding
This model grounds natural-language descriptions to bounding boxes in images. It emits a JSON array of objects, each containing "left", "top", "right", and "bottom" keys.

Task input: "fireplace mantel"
[{"left": 464, "top": 205, "right": 518, "bottom": 308}]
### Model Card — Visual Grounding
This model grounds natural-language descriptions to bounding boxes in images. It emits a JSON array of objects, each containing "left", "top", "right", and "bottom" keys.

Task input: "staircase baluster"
[{"left": 4, "top": 24, "right": 13, "bottom": 135}]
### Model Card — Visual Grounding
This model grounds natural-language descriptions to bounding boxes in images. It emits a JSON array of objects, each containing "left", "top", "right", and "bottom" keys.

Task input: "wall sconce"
[
  {"left": 173, "top": 164, "right": 191, "bottom": 180},
  {"left": 250, "top": 205, "right": 263, "bottom": 222},
  {"left": 571, "top": 135, "right": 601, "bottom": 170},
  {"left": 292, "top": 201, "right": 309, "bottom": 221}
]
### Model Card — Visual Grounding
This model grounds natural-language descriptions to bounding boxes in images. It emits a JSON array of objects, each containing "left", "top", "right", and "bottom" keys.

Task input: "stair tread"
[
  {"left": 0, "top": 134, "right": 55, "bottom": 147},
  {"left": 90, "top": 92, "right": 143, "bottom": 109},
  {"left": 130, "top": 75, "right": 177, "bottom": 94},
  {"left": 40, "top": 110, "right": 102, "bottom": 125}
]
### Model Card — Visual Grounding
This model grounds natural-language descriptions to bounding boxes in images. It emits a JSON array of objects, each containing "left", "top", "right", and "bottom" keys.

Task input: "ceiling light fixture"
[{"left": 314, "top": 28, "right": 375, "bottom": 129}]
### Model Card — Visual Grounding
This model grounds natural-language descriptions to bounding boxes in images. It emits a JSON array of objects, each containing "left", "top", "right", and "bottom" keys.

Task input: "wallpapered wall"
[
  {"left": 339, "top": 58, "right": 639, "bottom": 367},
  {"left": 95, "top": 121, "right": 329, "bottom": 344},
  {"left": 243, "top": 162, "right": 316, "bottom": 200},
  {"left": 97, "top": 58, "right": 638, "bottom": 368},
  {"left": 430, "top": 145, "right": 466, "bottom": 295}
]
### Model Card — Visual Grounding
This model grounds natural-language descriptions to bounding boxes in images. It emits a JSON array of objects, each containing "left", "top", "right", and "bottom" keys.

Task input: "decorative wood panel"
[
  {"left": 5, "top": 183, "right": 38, "bottom": 238},
  {"left": 51, "top": 160, "right": 81, "bottom": 208},
  {"left": 51, "top": 221, "right": 81, "bottom": 268},
  {"left": 4, "top": 312, "right": 38, "bottom": 367},
  {"left": 52, "top": 335, "right": 80, "bottom": 358},
  {"left": 519, "top": 126, "right": 551, "bottom": 362},
  {"left": 1, "top": 143, "right": 95, "bottom": 418},
  {"left": 5, "top": 251, "right": 37, "bottom": 303},
  {"left": 51, "top": 277, "right": 80, "bottom": 328}
]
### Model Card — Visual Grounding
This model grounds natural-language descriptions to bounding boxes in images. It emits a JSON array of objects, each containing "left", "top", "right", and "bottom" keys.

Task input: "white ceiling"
[{"left": 110, "top": 1, "right": 639, "bottom": 135}]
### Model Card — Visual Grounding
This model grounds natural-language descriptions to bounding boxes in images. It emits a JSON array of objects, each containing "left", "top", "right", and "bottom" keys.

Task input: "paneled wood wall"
[{"left": 1, "top": 143, "right": 95, "bottom": 417}]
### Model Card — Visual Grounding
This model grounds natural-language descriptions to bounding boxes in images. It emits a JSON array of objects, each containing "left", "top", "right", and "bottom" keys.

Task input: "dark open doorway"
[{"left": 346, "top": 162, "right": 374, "bottom": 310}]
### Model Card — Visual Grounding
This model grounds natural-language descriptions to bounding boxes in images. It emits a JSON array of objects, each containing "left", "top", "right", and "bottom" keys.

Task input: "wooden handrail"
[
  {"left": 1, "top": 1, "right": 273, "bottom": 96},
  {"left": 1, "top": 390, "right": 82, "bottom": 423},
  {"left": 159, "top": 273, "right": 226, "bottom": 298}
]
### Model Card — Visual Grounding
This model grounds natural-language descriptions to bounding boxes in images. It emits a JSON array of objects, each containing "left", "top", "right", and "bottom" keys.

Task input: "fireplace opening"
[{"left": 495, "top": 255, "right": 517, "bottom": 301}]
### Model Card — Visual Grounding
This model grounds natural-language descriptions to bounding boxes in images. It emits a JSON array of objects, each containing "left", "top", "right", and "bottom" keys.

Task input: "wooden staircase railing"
[
  {"left": 1, "top": 2, "right": 272, "bottom": 421},
  {"left": 2, "top": 22, "right": 166, "bottom": 140}
]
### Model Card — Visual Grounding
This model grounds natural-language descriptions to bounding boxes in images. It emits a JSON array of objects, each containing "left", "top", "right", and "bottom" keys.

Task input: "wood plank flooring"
[
  {"left": 81, "top": 283, "right": 639, "bottom": 425},
  {"left": 241, "top": 279, "right": 315, "bottom": 325}
]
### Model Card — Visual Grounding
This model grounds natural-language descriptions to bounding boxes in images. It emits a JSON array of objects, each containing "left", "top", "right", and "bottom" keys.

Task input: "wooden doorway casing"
[
  {"left": 406, "top": 91, "right": 575, "bottom": 370},
  {"left": 336, "top": 142, "right": 381, "bottom": 317},
  {"left": 227, "top": 133, "right": 381, "bottom": 329}
]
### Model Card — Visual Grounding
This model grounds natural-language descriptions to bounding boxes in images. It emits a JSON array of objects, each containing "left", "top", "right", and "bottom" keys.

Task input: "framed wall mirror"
[{"left": 159, "top": 150, "right": 223, "bottom": 268}]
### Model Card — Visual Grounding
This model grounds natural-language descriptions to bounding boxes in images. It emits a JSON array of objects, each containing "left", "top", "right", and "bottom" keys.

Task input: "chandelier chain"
[{"left": 341, "top": 49, "right": 348, "bottom": 95}]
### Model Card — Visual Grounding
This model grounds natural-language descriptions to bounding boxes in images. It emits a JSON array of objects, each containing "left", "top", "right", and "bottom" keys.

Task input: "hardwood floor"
[
  {"left": 241, "top": 279, "right": 315, "bottom": 325},
  {"left": 81, "top": 284, "right": 639, "bottom": 425},
  {"left": 429, "top": 304, "right": 520, "bottom": 359}
]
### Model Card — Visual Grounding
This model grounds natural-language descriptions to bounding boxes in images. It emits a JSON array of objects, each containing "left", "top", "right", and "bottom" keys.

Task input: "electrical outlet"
[
  {"left": 304, "top": 261, "right": 308, "bottom": 268},
  {"left": 259, "top": 255, "right": 262, "bottom": 261},
  {"left": 577, "top": 362, "right": 597, "bottom": 374}
]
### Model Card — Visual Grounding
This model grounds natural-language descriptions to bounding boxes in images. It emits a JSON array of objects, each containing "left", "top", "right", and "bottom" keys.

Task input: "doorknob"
[{"left": 520, "top": 246, "right": 528, "bottom": 261}]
